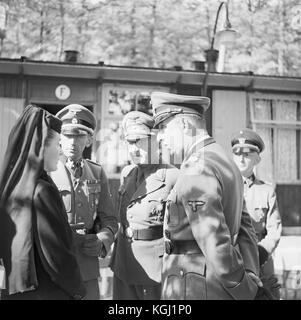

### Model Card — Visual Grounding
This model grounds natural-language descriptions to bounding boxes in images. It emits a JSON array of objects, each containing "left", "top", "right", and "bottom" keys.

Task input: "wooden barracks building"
[
  {"left": 1, "top": 57, "right": 301, "bottom": 298},
  {"left": 0, "top": 57, "right": 301, "bottom": 234}
]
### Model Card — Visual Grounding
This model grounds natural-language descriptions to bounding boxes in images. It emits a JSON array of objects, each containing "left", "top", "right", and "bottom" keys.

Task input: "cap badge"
[
  {"left": 238, "top": 137, "right": 246, "bottom": 145},
  {"left": 72, "top": 117, "right": 78, "bottom": 124}
]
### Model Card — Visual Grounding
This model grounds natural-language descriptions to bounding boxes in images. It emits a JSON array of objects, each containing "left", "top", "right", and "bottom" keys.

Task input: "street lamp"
[{"left": 202, "top": 0, "right": 238, "bottom": 96}]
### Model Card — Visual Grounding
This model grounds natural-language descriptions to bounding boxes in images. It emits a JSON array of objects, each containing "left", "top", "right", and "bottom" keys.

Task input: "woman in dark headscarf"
[{"left": 0, "top": 105, "right": 86, "bottom": 300}]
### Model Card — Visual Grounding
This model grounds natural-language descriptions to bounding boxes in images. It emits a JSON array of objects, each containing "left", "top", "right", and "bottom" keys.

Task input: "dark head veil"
[{"left": 0, "top": 105, "right": 61, "bottom": 294}]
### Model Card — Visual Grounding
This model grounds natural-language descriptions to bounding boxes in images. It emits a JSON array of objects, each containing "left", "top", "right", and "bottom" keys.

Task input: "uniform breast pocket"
[
  {"left": 148, "top": 198, "right": 166, "bottom": 222},
  {"left": 87, "top": 181, "right": 101, "bottom": 210},
  {"left": 58, "top": 185, "right": 72, "bottom": 212}
]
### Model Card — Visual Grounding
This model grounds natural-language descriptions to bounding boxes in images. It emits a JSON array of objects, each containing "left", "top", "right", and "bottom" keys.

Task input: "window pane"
[
  {"left": 273, "top": 99, "right": 297, "bottom": 121},
  {"left": 255, "top": 127, "right": 274, "bottom": 183},
  {"left": 275, "top": 128, "right": 298, "bottom": 181},
  {"left": 253, "top": 99, "right": 272, "bottom": 120},
  {"left": 107, "top": 89, "right": 152, "bottom": 117}
]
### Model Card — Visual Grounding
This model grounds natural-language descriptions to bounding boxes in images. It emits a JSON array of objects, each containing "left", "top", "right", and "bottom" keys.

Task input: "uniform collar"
[
  {"left": 184, "top": 135, "right": 214, "bottom": 161},
  {"left": 65, "top": 158, "right": 84, "bottom": 171},
  {"left": 243, "top": 173, "right": 256, "bottom": 188}
]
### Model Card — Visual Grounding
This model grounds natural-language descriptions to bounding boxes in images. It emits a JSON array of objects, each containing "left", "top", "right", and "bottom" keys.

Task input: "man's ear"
[
  {"left": 85, "top": 134, "right": 93, "bottom": 148},
  {"left": 254, "top": 153, "right": 261, "bottom": 165}
]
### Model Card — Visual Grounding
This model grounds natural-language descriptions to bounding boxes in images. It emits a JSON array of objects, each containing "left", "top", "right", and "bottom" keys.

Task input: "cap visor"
[
  {"left": 125, "top": 133, "right": 150, "bottom": 140},
  {"left": 232, "top": 143, "right": 259, "bottom": 152},
  {"left": 62, "top": 128, "right": 88, "bottom": 136}
]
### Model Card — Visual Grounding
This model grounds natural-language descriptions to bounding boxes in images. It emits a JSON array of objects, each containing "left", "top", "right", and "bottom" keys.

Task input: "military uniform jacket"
[
  {"left": 244, "top": 175, "right": 282, "bottom": 275},
  {"left": 110, "top": 164, "right": 179, "bottom": 285},
  {"left": 162, "top": 137, "right": 259, "bottom": 300},
  {"left": 51, "top": 158, "right": 118, "bottom": 282}
]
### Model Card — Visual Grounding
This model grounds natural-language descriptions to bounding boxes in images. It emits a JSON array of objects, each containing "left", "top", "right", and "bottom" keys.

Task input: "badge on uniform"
[{"left": 188, "top": 200, "right": 205, "bottom": 212}]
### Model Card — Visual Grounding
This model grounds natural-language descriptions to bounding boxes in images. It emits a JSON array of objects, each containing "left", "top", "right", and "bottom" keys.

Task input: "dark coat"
[{"left": 1, "top": 173, "right": 86, "bottom": 300}]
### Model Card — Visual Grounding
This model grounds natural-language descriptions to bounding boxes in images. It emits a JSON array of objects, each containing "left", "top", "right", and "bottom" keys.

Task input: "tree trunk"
[
  {"left": 147, "top": 0, "right": 157, "bottom": 67},
  {"left": 39, "top": 9, "right": 44, "bottom": 54},
  {"left": 277, "top": 0, "right": 286, "bottom": 76},
  {"left": 59, "top": 0, "right": 65, "bottom": 60},
  {"left": 129, "top": 2, "right": 137, "bottom": 65}
]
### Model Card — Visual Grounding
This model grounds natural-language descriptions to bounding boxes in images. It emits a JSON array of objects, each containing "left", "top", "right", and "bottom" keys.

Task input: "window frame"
[{"left": 249, "top": 92, "right": 301, "bottom": 185}]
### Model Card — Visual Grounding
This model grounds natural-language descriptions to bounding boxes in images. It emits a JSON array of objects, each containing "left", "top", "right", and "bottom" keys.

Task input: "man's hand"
[
  {"left": 251, "top": 274, "right": 281, "bottom": 300},
  {"left": 261, "top": 275, "right": 281, "bottom": 300},
  {"left": 247, "top": 271, "right": 263, "bottom": 287},
  {"left": 81, "top": 234, "right": 103, "bottom": 257}
]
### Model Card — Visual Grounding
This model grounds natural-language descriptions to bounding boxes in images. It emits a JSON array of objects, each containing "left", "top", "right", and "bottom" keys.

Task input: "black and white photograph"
[{"left": 0, "top": 0, "right": 301, "bottom": 305}]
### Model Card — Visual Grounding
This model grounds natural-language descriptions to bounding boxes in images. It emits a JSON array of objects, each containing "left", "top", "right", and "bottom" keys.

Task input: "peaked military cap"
[
  {"left": 56, "top": 104, "right": 96, "bottom": 135},
  {"left": 151, "top": 92, "right": 210, "bottom": 128},
  {"left": 122, "top": 111, "right": 154, "bottom": 141},
  {"left": 231, "top": 128, "right": 265, "bottom": 153}
]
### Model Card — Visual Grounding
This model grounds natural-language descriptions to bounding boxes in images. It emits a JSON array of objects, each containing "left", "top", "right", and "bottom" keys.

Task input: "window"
[
  {"left": 95, "top": 84, "right": 169, "bottom": 177},
  {"left": 249, "top": 94, "right": 301, "bottom": 183},
  {"left": 249, "top": 93, "right": 301, "bottom": 230}
]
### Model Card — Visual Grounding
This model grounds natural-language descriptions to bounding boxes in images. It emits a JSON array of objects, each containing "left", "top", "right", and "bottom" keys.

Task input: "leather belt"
[
  {"left": 165, "top": 235, "right": 238, "bottom": 255},
  {"left": 121, "top": 225, "right": 163, "bottom": 241},
  {"left": 165, "top": 240, "right": 203, "bottom": 255}
]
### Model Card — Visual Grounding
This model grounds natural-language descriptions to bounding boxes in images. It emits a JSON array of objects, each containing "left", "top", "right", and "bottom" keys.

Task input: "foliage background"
[{"left": 1, "top": 0, "right": 301, "bottom": 76}]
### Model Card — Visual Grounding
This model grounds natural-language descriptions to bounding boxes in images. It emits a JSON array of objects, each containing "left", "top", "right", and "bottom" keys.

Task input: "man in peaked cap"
[
  {"left": 231, "top": 128, "right": 282, "bottom": 299},
  {"left": 109, "top": 111, "right": 178, "bottom": 300},
  {"left": 50, "top": 104, "right": 118, "bottom": 300},
  {"left": 231, "top": 128, "right": 265, "bottom": 154},
  {"left": 152, "top": 92, "right": 262, "bottom": 300}
]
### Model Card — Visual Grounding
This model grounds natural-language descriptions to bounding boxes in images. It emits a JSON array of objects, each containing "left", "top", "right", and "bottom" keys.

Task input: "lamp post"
[{"left": 202, "top": 0, "right": 238, "bottom": 96}]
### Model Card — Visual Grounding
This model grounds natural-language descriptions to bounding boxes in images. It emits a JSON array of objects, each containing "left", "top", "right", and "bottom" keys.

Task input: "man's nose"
[{"left": 129, "top": 143, "right": 139, "bottom": 152}]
